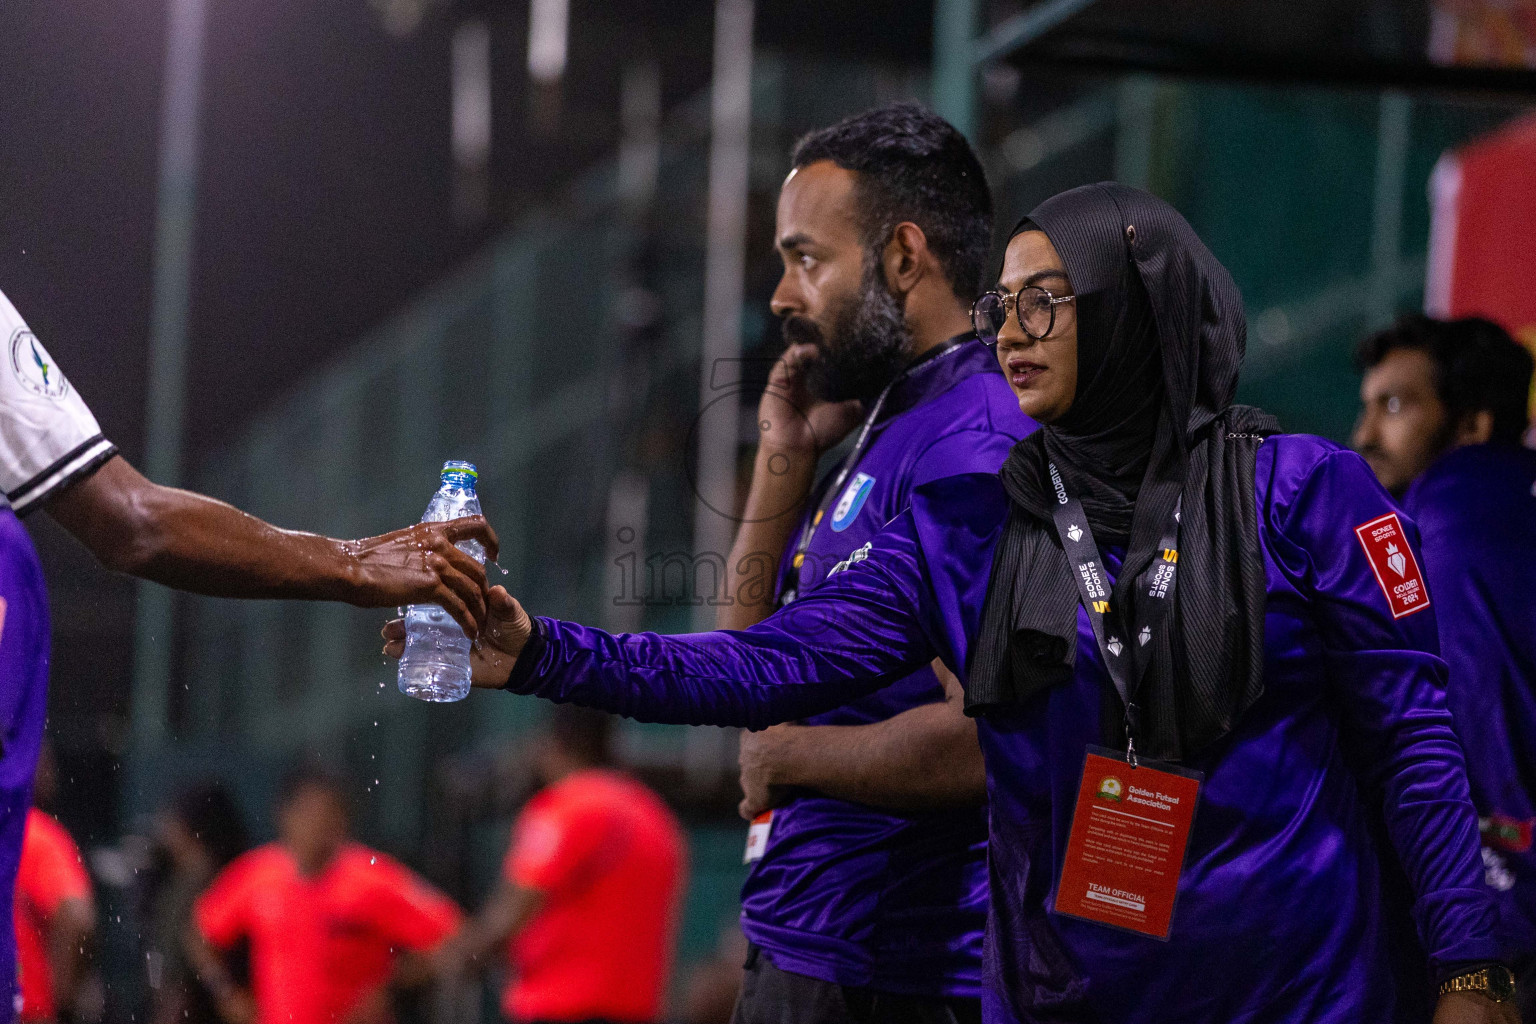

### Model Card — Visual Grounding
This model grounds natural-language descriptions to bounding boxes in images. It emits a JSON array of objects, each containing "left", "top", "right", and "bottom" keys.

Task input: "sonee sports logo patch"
[{"left": 1354, "top": 512, "right": 1430, "bottom": 619}]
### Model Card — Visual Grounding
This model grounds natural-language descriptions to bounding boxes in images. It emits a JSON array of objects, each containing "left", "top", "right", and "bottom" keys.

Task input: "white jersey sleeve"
[{"left": 0, "top": 289, "right": 116, "bottom": 515}]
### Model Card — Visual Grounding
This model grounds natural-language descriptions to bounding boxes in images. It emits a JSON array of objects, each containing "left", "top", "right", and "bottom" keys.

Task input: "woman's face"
[{"left": 994, "top": 230, "right": 1078, "bottom": 424}]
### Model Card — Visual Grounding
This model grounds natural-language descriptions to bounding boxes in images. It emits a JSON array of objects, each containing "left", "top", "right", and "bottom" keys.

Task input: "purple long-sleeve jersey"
[
  {"left": 506, "top": 434, "right": 1499, "bottom": 1024},
  {"left": 741, "top": 337, "right": 1031, "bottom": 997},
  {"left": 1404, "top": 443, "right": 1536, "bottom": 960},
  {"left": 0, "top": 510, "right": 52, "bottom": 1022}
]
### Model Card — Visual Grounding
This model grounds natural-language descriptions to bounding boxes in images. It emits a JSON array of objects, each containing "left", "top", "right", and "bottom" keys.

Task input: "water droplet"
[{"left": 370, "top": 856, "right": 377, "bottom": 865}]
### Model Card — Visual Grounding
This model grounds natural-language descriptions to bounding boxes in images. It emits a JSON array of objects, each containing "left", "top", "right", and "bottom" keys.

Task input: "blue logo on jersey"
[{"left": 829, "top": 472, "right": 875, "bottom": 532}]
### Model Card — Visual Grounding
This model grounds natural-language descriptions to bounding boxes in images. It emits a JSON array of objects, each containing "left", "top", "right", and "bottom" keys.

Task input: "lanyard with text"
[
  {"left": 1046, "top": 462, "right": 1181, "bottom": 767},
  {"left": 1047, "top": 465, "right": 1203, "bottom": 942},
  {"left": 777, "top": 338, "right": 969, "bottom": 606}
]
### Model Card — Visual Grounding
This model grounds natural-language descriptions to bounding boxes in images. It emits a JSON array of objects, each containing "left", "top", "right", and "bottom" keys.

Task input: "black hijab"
[{"left": 967, "top": 183, "right": 1280, "bottom": 762}]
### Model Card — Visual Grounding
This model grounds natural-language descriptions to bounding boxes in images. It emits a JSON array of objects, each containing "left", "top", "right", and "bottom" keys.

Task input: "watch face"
[{"left": 1489, "top": 966, "right": 1517, "bottom": 1001}]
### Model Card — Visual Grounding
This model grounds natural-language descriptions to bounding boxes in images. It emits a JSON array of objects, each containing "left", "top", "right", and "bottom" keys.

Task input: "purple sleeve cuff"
[
  {"left": 1414, "top": 887, "right": 1505, "bottom": 980},
  {"left": 502, "top": 616, "right": 551, "bottom": 694}
]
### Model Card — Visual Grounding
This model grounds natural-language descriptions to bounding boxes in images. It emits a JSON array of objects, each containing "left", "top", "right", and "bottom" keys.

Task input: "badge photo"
[{"left": 744, "top": 811, "right": 774, "bottom": 864}]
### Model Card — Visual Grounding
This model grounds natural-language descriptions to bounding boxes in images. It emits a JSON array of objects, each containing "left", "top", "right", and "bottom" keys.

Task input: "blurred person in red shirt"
[
  {"left": 441, "top": 706, "right": 687, "bottom": 1024},
  {"left": 143, "top": 783, "right": 249, "bottom": 1024},
  {"left": 13, "top": 750, "right": 95, "bottom": 1024},
  {"left": 186, "top": 763, "right": 462, "bottom": 1024}
]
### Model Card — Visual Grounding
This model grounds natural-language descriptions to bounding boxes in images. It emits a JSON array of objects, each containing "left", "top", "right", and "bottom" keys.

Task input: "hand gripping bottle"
[{"left": 397, "top": 460, "right": 484, "bottom": 701}]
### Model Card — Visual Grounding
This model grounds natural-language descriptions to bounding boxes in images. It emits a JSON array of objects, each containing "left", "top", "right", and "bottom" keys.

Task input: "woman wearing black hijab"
[{"left": 390, "top": 184, "right": 1513, "bottom": 1024}]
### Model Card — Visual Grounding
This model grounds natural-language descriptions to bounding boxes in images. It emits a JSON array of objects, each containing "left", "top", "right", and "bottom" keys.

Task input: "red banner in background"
[{"left": 1426, "top": 112, "right": 1536, "bottom": 433}]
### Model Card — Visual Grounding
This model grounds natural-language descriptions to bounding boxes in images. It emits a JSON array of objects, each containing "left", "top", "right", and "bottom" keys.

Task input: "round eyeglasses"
[{"left": 970, "top": 286, "right": 1076, "bottom": 344}]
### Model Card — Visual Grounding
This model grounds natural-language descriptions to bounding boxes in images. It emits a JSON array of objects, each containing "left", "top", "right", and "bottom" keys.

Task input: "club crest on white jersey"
[{"left": 10, "top": 330, "right": 70, "bottom": 401}]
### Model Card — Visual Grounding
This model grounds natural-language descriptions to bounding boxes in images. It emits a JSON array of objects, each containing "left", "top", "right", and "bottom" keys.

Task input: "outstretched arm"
[
  {"left": 48, "top": 455, "right": 497, "bottom": 635},
  {"left": 383, "top": 511, "right": 941, "bottom": 730}
]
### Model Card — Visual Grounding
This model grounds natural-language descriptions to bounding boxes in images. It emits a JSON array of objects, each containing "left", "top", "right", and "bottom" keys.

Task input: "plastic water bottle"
[{"left": 397, "top": 461, "right": 485, "bottom": 702}]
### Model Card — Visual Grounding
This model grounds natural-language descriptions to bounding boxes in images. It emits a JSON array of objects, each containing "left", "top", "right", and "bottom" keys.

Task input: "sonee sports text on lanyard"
[
  {"left": 1047, "top": 464, "right": 1203, "bottom": 941},
  {"left": 1047, "top": 460, "right": 1180, "bottom": 767}
]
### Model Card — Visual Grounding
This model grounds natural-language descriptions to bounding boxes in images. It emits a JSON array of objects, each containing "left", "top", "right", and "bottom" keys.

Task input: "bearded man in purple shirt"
[
  {"left": 387, "top": 184, "right": 1514, "bottom": 1024},
  {"left": 717, "top": 104, "right": 1034, "bottom": 1024},
  {"left": 1354, "top": 313, "right": 1536, "bottom": 1020}
]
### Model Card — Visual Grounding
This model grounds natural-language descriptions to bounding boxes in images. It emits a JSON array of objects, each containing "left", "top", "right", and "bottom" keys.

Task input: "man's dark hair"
[
  {"left": 1355, "top": 314, "right": 1534, "bottom": 445},
  {"left": 276, "top": 758, "right": 351, "bottom": 815},
  {"left": 791, "top": 102, "right": 993, "bottom": 301},
  {"left": 547, "top": 704, "right": 613, "bottom": 767}
]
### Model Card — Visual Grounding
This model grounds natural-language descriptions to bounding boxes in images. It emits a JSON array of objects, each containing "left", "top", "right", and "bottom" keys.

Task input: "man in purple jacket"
[
  {"left": 1355, "top": 314, "right": 1536, "bottom": 1019},
  {"left": 716, "top": 105, "right": 1034, "bottom": 1023}
]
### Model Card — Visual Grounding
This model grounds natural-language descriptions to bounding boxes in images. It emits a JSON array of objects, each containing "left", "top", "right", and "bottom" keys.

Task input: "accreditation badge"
[
  {"left": 1053, "top": 746, "right": 1203, "bottom": 940},
  {"left": 743, "top": 810, "right": 774, "bottom": 864}
]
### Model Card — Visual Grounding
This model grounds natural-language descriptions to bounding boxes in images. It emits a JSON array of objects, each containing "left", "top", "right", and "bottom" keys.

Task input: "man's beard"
[{"left": 782, "top": 258, "right": 912, "bottom": 405}]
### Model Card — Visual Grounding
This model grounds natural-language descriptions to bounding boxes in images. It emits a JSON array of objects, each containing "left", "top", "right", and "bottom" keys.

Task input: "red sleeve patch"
[{"left": 1354, "top": 512, "right": 1431, "bottom": 619}]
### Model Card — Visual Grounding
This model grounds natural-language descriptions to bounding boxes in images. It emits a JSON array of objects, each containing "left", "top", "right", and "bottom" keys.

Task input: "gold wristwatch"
[{"left": 1439, "top": 965, "right": 1517, "bottom": 1002}]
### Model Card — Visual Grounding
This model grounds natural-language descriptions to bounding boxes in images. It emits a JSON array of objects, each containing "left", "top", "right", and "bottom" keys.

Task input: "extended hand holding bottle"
[
  {"left": 382, "top": 584, "right": 530, "bottom": 691},
  {"left": 397, "top": 461, "right": 486, "bottom": 702}
]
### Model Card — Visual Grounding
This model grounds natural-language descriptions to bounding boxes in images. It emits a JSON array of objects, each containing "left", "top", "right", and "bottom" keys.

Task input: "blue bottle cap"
[{"left": 440, "top": 461, "right": 478, "bottom": 489}]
